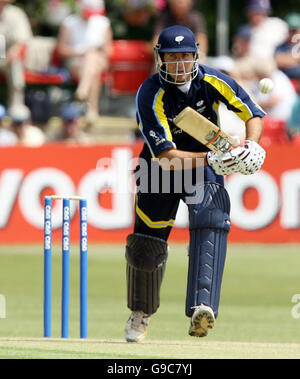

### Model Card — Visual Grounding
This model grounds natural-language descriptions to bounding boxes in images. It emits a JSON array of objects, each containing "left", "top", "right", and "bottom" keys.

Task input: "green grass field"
[{"left": 0, "top": 243, "right": 300, "bottom": 359}]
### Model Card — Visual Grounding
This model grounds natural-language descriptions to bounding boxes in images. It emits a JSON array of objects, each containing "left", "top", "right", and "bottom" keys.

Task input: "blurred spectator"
[
  {"left": 250, "top": 57, "right": 297, "bottom": 123},
  {"left": 46, "top": 0, "right": 74, "bottom": 27},
  {"left": 274, "top": 13, "right": 300, "bottom": 81},
  {"left": 122, "top": 0, "right": 158, "bottom": 26},
  {"left": 234, "top": 56, "right": 258, "bottom": 88},
  {"left": 56, "top": 0, "right": 113, "bottom": 120},
  {"left": 8, "top": 104, "right": 46, "bottom": 146},
  {"left": 241, "top": 0, "right": 288, "bottom": 59},
  {"left": 119, "top": 0, "right": 159, "bottom": 40},
  {"left": 152, "top": 0, "right": 208, "bottom": 61},
  {"left": 47, "top": 102, "right": 92, "bottom": 143},
  {"left": 155, "top": 0, "right": 167, "bottom": 11},
  {"left": 0, "top": 0, "right": 33, "bottom": 107},
  {"left": 0, "top": 103, "right": 17, "bottom": 145},
  {"left": 212, "top": 55, "right": 237, "bottom": 78},
  {"left": 287, "top": 93, "right": 300, "bottom": 142},
  {"left": 232, "top": 25, "right": 252, "bottom": 59}
]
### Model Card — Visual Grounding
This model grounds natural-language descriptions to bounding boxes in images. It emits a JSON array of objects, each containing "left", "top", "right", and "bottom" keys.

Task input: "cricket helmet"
[{"left": 154, "top": 25, "right": 199, "bottom": 85}]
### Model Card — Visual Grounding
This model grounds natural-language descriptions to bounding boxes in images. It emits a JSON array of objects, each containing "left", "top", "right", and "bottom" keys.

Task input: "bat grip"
[
  {"left": 205, "top": 130, "right": 222, "bottom": 148},
  {"left": 227, "top": 136, "right": 241, "bottom": 153},
  {"left": 231, "top": 136, "right": 241, "bottom": 147}
]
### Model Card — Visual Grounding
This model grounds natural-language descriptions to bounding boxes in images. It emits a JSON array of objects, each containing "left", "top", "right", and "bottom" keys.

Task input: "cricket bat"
[{"left": 173, "top": 107, "right": 240, "bottom": 154}]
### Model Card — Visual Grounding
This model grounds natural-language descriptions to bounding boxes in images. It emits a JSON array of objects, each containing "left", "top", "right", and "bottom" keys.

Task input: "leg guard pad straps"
[
  {"left": 126, "top": 233, "right": 168, "bottom": 315},
  {"left": 186, "top": 183, "right": 231, "bottom": 318}
]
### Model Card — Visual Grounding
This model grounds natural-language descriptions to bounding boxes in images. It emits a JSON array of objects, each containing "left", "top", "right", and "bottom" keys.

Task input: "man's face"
[
  {"left": 169, "top": 0, "right": 193, "bottom": 17},
  {"left": 233, "top": 37, "right": 250, "bottom": 58},
  {"left": 64, "top": 119, "right": 79, "bottom": 138},
  {"left": 163, "top": 52, "right": 195, "bottom": 84},
  {"left": 247, "top": 11, "right": 267, "bottom": 27}
]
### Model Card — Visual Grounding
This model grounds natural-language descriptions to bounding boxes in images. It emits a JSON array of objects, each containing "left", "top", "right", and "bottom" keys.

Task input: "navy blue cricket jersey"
[{"left": 136, "top": 64, "right": 266, "bottom": 160}]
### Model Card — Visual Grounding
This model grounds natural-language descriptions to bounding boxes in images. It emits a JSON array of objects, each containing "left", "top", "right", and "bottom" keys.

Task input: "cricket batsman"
[{"left": 125, "top": 25, "right": 266, "bottom": 342}]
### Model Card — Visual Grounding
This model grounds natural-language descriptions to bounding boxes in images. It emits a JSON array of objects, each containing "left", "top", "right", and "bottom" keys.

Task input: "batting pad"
[
  {"left": 186, "top": 183, "right": 231, "bottom": 318},
  {"left": 126, "top": 233, "right": 168, "bottom": 315}
]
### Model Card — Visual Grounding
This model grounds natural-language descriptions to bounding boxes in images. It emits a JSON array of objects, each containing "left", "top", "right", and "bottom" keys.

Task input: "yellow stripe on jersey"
[
  {"left": 153, "top": 88, "right": 174, "bottom": 144},
  {"left": 136, "top": 201, "right": 175, "bottom": 229},
  {"left": 212, "top": 101, "right": 220, "bottom": 126},
  {"left": 203, "top": 74, "right": 253, "bottom": 123}
]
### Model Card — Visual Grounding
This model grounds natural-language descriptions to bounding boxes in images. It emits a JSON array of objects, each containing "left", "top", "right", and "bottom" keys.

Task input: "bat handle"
[
  {"left": 226, "top": 136, "right": 241, "bottom": 154},
  {"left": 231, "top": 136, "right": 241, "bottom": 147}
]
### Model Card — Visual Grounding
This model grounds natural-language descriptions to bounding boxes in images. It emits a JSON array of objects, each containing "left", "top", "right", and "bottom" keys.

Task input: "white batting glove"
[
  {"left": 207, "top": 140, "right": 266, "bottom": 176},
  {"left": 207, "top": 150, "right": 241, "bottom": 175},
  {"left": 232, "top": 140, "right": 266, "bottom": 175}
]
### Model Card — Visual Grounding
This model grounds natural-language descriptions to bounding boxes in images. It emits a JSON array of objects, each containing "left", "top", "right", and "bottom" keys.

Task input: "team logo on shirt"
[
  {"left": 196, "top": 100, "right": 206, "bottom": 113},
  {"left": 149, "top": 130, "right": 166, "bottom": 146},
  {"left": 172, "top": 126, "right": 183, "bottom": 135}
]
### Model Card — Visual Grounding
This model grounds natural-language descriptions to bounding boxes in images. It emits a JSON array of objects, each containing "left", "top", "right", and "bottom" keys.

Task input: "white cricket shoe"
[
  {"left": 189, "top": 305, "right": 215, "bottom": 337},
  {"left": 125, "top": 311, "right": 151, "bottom": 343}
]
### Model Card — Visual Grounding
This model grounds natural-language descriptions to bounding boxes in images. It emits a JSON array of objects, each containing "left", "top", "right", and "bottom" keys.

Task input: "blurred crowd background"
[{"left": 0, "top": 0, "right": 299, "bottom": 146}]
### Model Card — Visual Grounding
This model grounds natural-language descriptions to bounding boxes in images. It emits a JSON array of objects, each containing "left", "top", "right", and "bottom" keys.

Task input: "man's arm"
[
  {"left": 275, "top": 51, "right": 300, "bottom": 69},
  {"left": 6, "top": 42, "right": 25, "bottom": 64},
  {"left": 56, "top": 25, "right": 80, "bottom": 58},
  {"left": 157, "top": 148, "right": 208, "bottom": 170},
  {"left": 157, "top": 116, "right": 265, "bottom": 173},
  {"left": 245, "top": 116, "right": 265, "bottom": 143}
]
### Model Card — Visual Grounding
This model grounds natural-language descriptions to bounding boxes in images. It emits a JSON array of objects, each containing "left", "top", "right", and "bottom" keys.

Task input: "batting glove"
[
  {"left": 207, "top": 150, "right": 241, "bottom": 175},
  {"left": 233, "top": 140, "right": 266, "bottom": 175}
]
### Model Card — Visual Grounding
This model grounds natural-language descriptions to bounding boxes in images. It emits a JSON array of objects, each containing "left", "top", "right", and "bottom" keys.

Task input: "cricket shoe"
[
  {"left": 189, "top": 305, "right": 215, "bottom": 338},
  {"left": 125, "top": 311, "right": 151, "bottom": 343}
]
